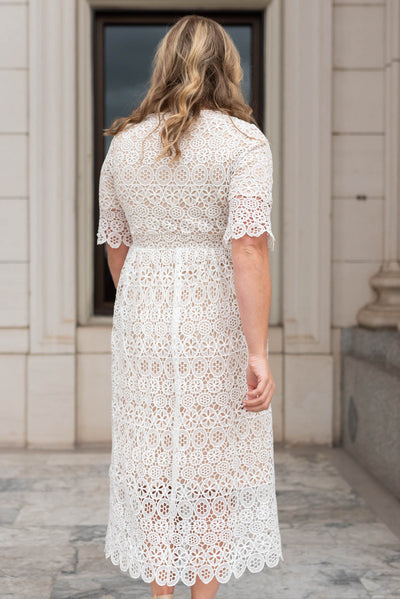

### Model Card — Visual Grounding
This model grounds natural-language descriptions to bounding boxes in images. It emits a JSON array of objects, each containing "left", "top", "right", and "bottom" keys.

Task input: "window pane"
[
  {"left": 226, "top": 25, "right": 252, "bottom": 103},
  {"left": 104, "top": 25, "right": 168, "bottom": 149}
]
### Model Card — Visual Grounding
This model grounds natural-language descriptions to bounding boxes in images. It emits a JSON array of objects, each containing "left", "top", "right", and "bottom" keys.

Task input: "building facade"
[{"left": 0, "top": 1, "right": 399, "bottom": 470}]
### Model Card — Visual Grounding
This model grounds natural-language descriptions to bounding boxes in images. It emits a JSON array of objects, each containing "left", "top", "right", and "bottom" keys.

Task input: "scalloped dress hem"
[{"left": 104, "top": 546, "right": 285, "bottom": 588}]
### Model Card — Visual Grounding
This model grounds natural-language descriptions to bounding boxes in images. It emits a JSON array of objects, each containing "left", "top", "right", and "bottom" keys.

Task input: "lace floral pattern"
[{"left": 97, "top": 109, "right": 283, "bottom": 587}]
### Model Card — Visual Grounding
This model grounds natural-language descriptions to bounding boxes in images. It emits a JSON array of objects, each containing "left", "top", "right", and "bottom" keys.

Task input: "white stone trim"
[
  {"left": 29, "top": 0, "right": 77, "bottom": 353},
  {"left": 356, "top": 0, "right": 400, "bottom": 328},
  {"left": 282, "top": 0, "right": 333, "bottom": 354},
  {"left": 77, "top": 0, "right": 95, "bottom": 326},
  {"left": 264, "top": 0, "right": 282, "bottom": 326},
  {"left": 384, "top": 0, "right": 400, "bottom": 264}
]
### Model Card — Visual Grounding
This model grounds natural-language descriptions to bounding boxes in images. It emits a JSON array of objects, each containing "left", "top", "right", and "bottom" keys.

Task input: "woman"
[{"left": 97, "top": 14, "right": 284, "bottom": 599}]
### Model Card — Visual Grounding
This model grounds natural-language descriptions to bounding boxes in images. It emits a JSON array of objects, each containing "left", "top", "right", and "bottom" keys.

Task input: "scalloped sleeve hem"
[
  {"left": 96, "top": 137, "right": 134, "bottom": 249},
  {"left": 222, "top": 140, "right": 277, "bottom": 253},
  {"left": 96, "top": 218, "right": 134, "bottom": 249},
  {"left": 222, "top": 226, "right": 276, "bottom": 252}
]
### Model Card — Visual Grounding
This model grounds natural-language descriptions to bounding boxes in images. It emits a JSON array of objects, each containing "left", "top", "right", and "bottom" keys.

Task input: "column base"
[{"left": 357, "top": 262, "right": 400, "bottom": 329}]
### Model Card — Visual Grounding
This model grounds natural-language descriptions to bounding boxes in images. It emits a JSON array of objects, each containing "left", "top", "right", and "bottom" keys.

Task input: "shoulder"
[
  {"left": 202, "top": 110, "right": 266, "bottom": 139},
  {"left": 213, "top": 112, "right": 270, "bottom": 158},
  {"left": 220, "top": 116, "right": 271, "bottom": 168},
  {"left": 112, "top": 114, "right": 157, "bottom": 146},
  {"left": 229, "top": 115, "right": 267, "bottom": 142}
]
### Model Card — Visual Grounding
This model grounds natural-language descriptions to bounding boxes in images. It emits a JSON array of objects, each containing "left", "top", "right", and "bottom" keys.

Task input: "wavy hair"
[{"left": 104, "top": 14, "right": 261, "bottom": 162}]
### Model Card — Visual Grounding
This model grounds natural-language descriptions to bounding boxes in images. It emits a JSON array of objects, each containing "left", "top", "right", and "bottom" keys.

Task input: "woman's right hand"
[{"left": 243, "top": 353, "right": 276, "bottom": 412}]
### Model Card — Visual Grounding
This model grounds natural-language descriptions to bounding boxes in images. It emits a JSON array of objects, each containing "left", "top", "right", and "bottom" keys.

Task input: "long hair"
[{"left": 104, "top": 15, "right": 260, "bottom": 162}]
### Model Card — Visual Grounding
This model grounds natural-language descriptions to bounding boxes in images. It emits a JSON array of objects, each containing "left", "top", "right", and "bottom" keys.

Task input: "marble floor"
[{"left": 0, "top": 445, "right": 399, "bottom": 599}]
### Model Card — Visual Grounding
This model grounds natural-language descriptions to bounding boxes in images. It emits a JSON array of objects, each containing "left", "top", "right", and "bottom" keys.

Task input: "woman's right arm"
[
  {"left": 225, "top": 137, "right": 277, "bottom": 412},
  {"left": 232, "top": 231, "right": 276, "bottom": 412}
]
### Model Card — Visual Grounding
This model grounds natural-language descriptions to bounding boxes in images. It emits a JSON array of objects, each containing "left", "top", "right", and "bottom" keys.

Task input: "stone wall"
[
  {"left": 0, "top": 1, "right": 29, "bottom": 446},
  {"left": 341, "top": 327, "right": 400, "bottom": 498}
]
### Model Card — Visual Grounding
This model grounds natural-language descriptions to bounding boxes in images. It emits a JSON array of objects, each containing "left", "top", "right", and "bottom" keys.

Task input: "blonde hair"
[{"left": 104, "top": 14, "right": 260, "bottom": 162}]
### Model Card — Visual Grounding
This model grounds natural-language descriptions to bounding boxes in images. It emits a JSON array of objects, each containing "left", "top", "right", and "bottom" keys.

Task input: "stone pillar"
[
  {"left": 282, "top": 0, "right": 333, "bottom": 443},
  {"left": 357, "top": 0, "right": 400, "bottom": 329},
  {"left": 27, "top": 0, "right": 77, "bottom": 447}
]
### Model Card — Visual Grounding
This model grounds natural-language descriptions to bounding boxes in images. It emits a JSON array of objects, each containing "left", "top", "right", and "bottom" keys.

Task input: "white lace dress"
[{"left": 97, "top": 109, "right": 284, "bottom": 587}]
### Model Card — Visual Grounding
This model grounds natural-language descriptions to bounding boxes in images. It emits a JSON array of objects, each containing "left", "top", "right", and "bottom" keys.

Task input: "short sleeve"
[
  {"left": 96, "top": 138, "right": 133, "bottom": 249},
  {"left": 223, "top": 140, "right": 276, "bottom": 251}
]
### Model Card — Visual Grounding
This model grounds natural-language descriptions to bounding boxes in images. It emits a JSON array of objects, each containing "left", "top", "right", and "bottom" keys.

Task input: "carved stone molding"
[
  {"left": 357, "top": 0, "right": 400, "bottom": 329},
  {"left": 29, "top": 0, "right": 77, "bottom": 353},
  {"left": 282, "top": 0, "right": 332, "bottom": 353}
]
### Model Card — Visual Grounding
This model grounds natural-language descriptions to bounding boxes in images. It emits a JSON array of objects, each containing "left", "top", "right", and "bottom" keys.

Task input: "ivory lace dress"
[{"left": 97, "top": 108, "right": 284, "bottom": 587}]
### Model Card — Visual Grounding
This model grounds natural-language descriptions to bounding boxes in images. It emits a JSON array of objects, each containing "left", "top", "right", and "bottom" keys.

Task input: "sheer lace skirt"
[{"left": 104, "top": 245, "right": 283, "bottom": 587}]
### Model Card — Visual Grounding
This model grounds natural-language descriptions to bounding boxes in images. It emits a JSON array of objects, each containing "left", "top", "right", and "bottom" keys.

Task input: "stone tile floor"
[{"left": 0, "top": 444, "right": 399, "bottom": 599}]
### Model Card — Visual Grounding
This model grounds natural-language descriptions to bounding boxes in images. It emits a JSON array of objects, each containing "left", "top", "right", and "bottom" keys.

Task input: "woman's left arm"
[{"left": 106, "top": 243, "right": 130, "bottom": 288}]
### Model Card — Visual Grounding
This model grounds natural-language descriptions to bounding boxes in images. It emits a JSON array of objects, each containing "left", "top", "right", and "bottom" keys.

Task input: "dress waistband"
[
  {"left": 128, "top": 244, "right": 230, "bottom": 253},
  {"left": 125, "top": 245, "right": 231, "bottom": 265}
]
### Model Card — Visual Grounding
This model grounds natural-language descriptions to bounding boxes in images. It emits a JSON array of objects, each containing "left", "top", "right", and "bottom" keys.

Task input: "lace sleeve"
[
  {"left": 96, "top": 138, "right": 133, "bottom": 249},
  {"left": 223, "top": 140, "right": 276, "bottom": 251}
]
